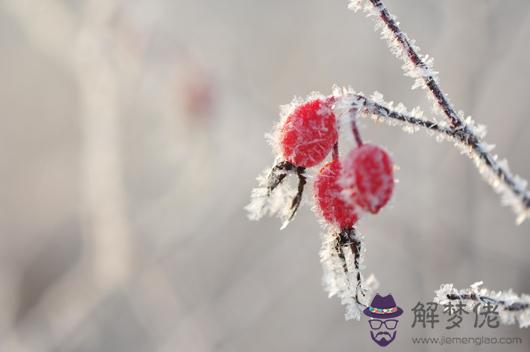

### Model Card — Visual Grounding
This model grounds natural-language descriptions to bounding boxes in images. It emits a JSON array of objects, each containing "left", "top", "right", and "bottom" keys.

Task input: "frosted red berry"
[
  {"left": 314, "top": 160, "right": 359, "bottom": 228},
  {"left": 279, "top": 98, "right": 338, "bottom": 168},
  {"left": 343, "top": 144, "right": 394, "bottom": 214}
]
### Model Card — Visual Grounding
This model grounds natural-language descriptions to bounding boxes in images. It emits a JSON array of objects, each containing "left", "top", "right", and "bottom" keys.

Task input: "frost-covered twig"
[
  {"left": 434, "top": 282, "right": 530, "bottom": 328},
  {"left": 342, "top": 92, "right": 455, "bottom": 137},
  {"left": 350, "top": 0, "right": 463, "bottom": 128},
  {"left": 320, "top": 227, "right": 378, "bottom": 320},
  {"left": 348, "top": 0, "right": 530, "bottom": 223}
]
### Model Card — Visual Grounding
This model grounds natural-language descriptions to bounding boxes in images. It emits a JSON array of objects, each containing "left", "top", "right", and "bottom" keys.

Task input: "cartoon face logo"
[{"left": 363, "top": 293, "right": 403, "bottom": 347}]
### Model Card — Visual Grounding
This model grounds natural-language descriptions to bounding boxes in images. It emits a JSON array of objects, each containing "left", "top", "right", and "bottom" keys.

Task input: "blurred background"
[{"left": 0, "top": 0, "right": 529, "bottom": 351}]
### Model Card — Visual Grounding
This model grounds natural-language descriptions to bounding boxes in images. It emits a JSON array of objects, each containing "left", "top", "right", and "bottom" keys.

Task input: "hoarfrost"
[
  {"left": 319, "top": 229, "right": 378, "bottom": 321},
  {"left": 434, "top": 282, "right": 530, "bottom": 328},
  {"left": 245, "top": 164, "right": 299, "bottom": 229}
]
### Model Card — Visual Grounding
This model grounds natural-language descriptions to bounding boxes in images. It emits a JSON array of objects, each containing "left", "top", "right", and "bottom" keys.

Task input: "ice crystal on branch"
[
  {"left": 319, "top": 228, "right": 378, "bottom": 320},
  {"left": 351, "top": 0, "right": 462, "bottom": 128},
  {"left": 245, "top": 162, "right": 300, "bottom": 229},
  {"left": 434, "top": 282, "right": 530, "bottom": 328}
]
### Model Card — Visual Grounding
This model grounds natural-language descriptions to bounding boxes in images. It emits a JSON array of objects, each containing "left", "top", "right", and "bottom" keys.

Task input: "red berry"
[
  {"left": 279, "top": 98, "right": 338, "bottom": 168},
  {"left": 314, "top": 160, "right": 359, "bottom": 228},
  {"left": 343, "top": 144, "right": 394, "bottom": 214}
]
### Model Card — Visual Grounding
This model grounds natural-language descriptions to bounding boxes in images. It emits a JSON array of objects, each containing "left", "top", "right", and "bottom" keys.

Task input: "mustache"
[
  {"left": 374, "top": 331, "right": 393, "bottom": 340},
  {"left": 376, "top": 332, "right": 391, "bottom": 338}
]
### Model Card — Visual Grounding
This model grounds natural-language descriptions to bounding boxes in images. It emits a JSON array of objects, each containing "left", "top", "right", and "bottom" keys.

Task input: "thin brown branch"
[
  {"left": 368, "top": 0, "right": 465, "bottom": 130},
  {"left": 435, "top": 283, "right": 530, "bottom": 327},
  {"left": 446, "top": 293, "right": 529, "bottom": 312}
]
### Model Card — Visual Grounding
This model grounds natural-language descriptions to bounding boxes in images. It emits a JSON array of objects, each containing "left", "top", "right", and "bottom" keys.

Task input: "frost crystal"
[
  {"left": 270, "top": 92, "right": 328, "bottom": 157},
  {"left": 354, "top": 0, "right": 470, "bottom": 131},
  {"left": 347, "top": 0, "right": 369, "bottom": 13},
  {"left": 245, "top": 163, "right": 299, "bottom": 229},
  {"left": 434, "top": 282, "right": 530, "bottom": 328},
  {"left": 319, "top": 229, "right": 378, "bottom": 321}
]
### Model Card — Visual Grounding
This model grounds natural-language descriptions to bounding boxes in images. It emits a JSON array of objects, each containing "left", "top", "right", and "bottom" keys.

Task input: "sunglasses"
[{"left": 369, "top": 319, "right": 398, "bottom": 330}]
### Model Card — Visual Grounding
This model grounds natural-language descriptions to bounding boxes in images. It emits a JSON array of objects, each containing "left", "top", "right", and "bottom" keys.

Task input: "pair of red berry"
[
  {"left": 270, "top": 96, "right": 394, "bottom": 229},
  {"left": 314, "top": 144, "right": 394, "bottom": 229}
]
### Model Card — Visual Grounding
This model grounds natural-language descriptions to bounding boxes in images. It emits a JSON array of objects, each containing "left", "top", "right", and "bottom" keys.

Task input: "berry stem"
[
  {"left": 351, "top": 114, "right": 364, "bottom": 147},
  {"left": 336, "top": 227, "right": 366, "bottom": 307},
  {"left": 350, "top": 235, "right": 364, "bottom": 303},
  {"left": 332, "top": 142, "right": 339, "bottom": 161}
]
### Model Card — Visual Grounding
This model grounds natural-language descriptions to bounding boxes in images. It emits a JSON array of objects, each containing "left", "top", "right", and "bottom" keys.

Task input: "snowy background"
[{"left": 0, "top": 0, "right": 529, "bottom": 351}]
